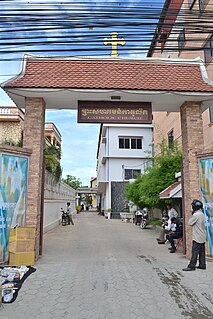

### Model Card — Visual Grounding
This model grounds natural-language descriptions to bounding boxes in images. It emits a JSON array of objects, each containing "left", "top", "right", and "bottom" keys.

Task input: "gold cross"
[{"left": 103, "top": 32, "right": 126, "bottom": 57}]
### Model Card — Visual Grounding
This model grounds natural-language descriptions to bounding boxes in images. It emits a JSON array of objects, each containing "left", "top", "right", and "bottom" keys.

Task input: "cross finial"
[{"left": 103, "top": 32, "right": 126, "bottom": 57}]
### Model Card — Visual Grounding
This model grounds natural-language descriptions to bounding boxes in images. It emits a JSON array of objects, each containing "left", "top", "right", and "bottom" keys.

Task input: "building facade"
[
  {"left": 90, "top": 177, "right": 97, "bottom": 208},
  {"left": 0, "top": 106, "right": 24, "bottom": 144},
  {"left": 147, "top": 0, "right": 213, "bottom": 150},
  {"left": 0, "top": 106, "right": 62, "bottom": 147},
  {"left": 96, "top": 124, "right": 153, "bottom": 214}
]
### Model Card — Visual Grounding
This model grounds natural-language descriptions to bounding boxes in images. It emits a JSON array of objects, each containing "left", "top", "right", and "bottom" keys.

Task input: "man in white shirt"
[
  {"left": 157, "top": 216, "right": 176, "bottom": 244},
  {"left": 167, "top": 204, "right": 178, "bottom": 219},
  {"left": 183, "top": 199, "right": 206, "bottom": 271}
]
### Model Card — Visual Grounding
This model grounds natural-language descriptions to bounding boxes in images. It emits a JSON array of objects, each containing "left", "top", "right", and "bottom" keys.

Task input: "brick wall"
[
  {"left": 180, "top": 101, "right": 204, "bottom": 257},
  {"left": 23, "top": 97, "right": 45, "bottom": 259}
]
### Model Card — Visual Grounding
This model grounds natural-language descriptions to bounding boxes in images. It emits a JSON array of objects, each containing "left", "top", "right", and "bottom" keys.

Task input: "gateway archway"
[{"left": 2, "top": 55, "right": 213, "bottom": 258}]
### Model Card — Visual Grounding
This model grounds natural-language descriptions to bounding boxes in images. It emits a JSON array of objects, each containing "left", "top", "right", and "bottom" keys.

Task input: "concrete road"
[{"left": 0, "top": 211, "right": 213, "bottom": 319}]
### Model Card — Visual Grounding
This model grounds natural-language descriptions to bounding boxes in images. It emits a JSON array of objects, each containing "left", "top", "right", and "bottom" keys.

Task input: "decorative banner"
[
  {"left": 78, "top": 101, "right": 152, "bottom": 124},
  {"left": 0, "top": 154, "right": 28, "bottom": 262},
  {"left": 199, "top": 158, "right": 213, "bottom": 257}
]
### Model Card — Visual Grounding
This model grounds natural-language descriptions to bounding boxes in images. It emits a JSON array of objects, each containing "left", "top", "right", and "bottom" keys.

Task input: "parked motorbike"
[
  {"left": 135, "top": 210, "right": 143, "bottom": 225},
  {"left": 140, "top": 208, "right": 149, "bottom": 229},
  {"left": 61, "top": 208, "right": 69, "bottom": 226}
]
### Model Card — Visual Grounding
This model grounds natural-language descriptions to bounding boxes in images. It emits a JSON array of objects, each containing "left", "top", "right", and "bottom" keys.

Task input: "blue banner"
[
  {"left": 199, "top": 158, "right": 213, "bottom": 257},
  {"left": 0, "top": 154, "right": 28, "bottom": 262}
]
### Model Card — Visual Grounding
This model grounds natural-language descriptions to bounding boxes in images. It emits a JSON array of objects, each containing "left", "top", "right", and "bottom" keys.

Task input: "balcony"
[
  {"left": 45, "top": 122, "right": 61, "bottom": 147},
  {"left": 0, "top": 107, "right": 24, "bottom": 122}
]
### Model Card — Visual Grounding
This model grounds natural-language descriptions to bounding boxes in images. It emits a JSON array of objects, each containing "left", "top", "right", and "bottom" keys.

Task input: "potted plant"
[{"left": 106, "top": 208, "right": 112, "bottom": 219}]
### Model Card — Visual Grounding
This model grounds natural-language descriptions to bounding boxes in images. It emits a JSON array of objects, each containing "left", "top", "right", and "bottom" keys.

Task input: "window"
[
  {"left": 168, "top": 130, "right": 174, "bottom": 149},
  {"left": 119, "top": 138, "right": 129, "bottom": 149},
  {"left": 125, "top": 169, "right": 141, "bottom": 180},
  {"left": 119, "top": 137, "right": 142, "bottom": 149},
  {"left": 178, "top": 29, "right": 185, "bottom": 51},
  {"left": 209, "top": 105, "right": 213, "bottom": 123},
  {"left": 204, "top": 34, "right": 213, "bottom": 64}
]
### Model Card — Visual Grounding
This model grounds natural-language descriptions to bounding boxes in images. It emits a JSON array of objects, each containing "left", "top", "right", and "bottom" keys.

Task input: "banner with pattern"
[
  {"left": 0, "top": 154, "right": 28, "bottom": 262},
  {"left": 199, "top": 158, "right": 213, "bottom": 257}
]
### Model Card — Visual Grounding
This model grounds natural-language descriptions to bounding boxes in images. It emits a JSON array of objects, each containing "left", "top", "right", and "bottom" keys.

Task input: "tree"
[
  {"left": 125, "top": 140, "right": 181, "bottom": 209},
  {"left": 85, "top": 195, "right": 92, "bottom": 205},
  {"left": 62, "top": 175, "right": 82, "bottom": 189},
  {"left": 44, "top": 144, "right": 62, "bottom": 182}
]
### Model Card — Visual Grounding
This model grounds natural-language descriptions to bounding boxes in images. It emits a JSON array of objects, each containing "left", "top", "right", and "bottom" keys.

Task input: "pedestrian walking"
[{"left": 182, "top": 199, "right": 206, "bottom": 271}]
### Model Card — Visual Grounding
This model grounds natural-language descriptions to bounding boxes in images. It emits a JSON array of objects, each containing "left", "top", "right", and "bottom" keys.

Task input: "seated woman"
[
  {"left": 166, "top": 217, "right": 183, "bottom": 253},
  {"left": 157, "top": 216, "right": 176, "bottom": 244}
]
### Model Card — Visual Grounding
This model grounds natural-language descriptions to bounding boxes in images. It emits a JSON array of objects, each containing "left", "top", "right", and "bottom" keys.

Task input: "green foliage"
[
  {"left": 44, "top": 144, "right": 62, "bottom": 182},
  {"left": 2, "top": 138, "right": 23, "bottom": 147},
  {"left": 148, "top": 219, "right": 162, "bottom": 226},
  {"left": 85, "top": 195, "right": 92, "bottom": 205},
  {"left": 62, "top": 174, "right": 82, "bottom": 190},
  {"left": 125, "top": 140, "right": 181, "bottom": 209},
  {"left": 44, "top": 144, "right": 61, "bottom": 160}
]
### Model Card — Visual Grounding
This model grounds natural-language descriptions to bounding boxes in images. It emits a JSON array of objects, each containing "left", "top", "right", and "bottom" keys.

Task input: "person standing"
[
  {"left": 182, "top": 199, "right": 206, "bottom": 271},
  {"left": 167, "top": 204, "right": 178, "bottom": 219},
  {"left": 67, "top": 202, "right": 74, "bottom": 226}
]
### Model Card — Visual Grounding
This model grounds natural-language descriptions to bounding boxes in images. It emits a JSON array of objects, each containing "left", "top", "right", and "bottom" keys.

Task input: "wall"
[
  {"left": 111, "top": 181, "right": 128, "bottom": 213},
  {"left": 108, "top": 125, "right": 153, "bottom": 158},
  {"left": 0, "top": 122, "right": 23, "bottom": 144},
  {"left": 108, "top": 157, "right": 150, "bottom": 181},
  {"left": 44, "top": 170, "right": 76, "bottom": 232}
]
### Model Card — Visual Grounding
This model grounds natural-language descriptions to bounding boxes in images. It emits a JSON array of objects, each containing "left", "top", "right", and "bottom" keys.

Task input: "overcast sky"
[{"left": 0, "top": 0, "right": 163, "bottom": 185}]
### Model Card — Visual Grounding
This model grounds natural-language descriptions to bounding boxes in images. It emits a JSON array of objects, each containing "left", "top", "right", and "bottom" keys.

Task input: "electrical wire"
[{"left": 0, "top": 1, "right": 212, "bottom": 63}]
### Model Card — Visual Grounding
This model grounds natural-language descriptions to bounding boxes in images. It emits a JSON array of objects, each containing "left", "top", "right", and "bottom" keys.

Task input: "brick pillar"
[
  {"left": 180, "top": 101, "right": 204, "bottom": 258},
  {"left": 23, "top": 97, "right": 45, "bottom": 259}
]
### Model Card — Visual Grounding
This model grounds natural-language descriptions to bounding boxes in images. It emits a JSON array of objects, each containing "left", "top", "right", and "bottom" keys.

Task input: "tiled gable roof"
[
  {"left": 160, "top": 181, "right": 181, "bottom": 198},
  {"left": 3, "top": 58, "right": 213, "bottom": 92}
]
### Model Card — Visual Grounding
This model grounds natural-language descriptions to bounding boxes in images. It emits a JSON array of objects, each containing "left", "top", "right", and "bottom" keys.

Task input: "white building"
[{"left": 96, "top": 124, "right": 153, "bottom": 216}]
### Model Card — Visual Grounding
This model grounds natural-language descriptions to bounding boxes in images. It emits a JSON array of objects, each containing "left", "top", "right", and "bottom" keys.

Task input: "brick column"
[
  {"left": 23, "top": 97, "right": 45, "bottom": 259},
  {"left": 180, "top": 101, "right": 204, "bottom": 257}
]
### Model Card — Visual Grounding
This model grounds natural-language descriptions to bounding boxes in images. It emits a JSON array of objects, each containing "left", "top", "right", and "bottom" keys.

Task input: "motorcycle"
[
  {"left": 140, "top": 208, "right": 149, "bottom": 229},
  {"left": 135, "top": 210, "right": 143, "bottom": 225},
  {"left": 61, "top": 208, "right": 69, "bottom": 226}
]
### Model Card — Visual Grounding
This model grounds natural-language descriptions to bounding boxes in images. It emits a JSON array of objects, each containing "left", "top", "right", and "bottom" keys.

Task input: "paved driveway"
[{"left": 0, "top": 211, "right": 213, "bottom": 319}]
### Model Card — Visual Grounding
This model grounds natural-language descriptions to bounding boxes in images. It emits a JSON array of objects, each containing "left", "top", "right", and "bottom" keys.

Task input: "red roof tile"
[
  {"left": 160, "top": 181, "right": 181, "bottom": 198},
  {"left": 3, "top": 58, "right": 213, "bottom": 92}
]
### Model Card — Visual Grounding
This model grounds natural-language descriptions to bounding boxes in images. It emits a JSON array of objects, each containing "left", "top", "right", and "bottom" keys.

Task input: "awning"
[{"left": 159, "top": 181, "right": 182, "bottom": 199}]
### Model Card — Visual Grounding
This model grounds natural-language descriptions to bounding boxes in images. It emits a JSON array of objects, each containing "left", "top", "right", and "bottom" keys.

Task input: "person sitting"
[
  {"left": 157, "top": 216, "right": 176, "bottom": 244},
  {"left": 166, "top": 217, "right": 183, "bottom": 253}
]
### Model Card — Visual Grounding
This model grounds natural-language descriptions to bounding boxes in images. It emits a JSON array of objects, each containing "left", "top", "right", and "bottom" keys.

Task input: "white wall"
[
  {"left": 44, "top": 170, "right": 76, "bottom": 233},
  {"left": 108, "top": 158, "right": 150, "bottom": 181},
  {"left": 108, "top": 125, "right": 153, "bottom": 158}
]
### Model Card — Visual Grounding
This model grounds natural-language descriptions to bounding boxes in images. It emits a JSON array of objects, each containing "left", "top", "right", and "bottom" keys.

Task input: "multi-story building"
[
  {"left": 147, "top": 0, "right": 213, "bottom": 150},
  {"left": 0, "top": 106, "right": 61, "bottom": 147},
  {"left": 96, "top": 124, "right": 153, "bottom": 215},
  {"left": 0, "top": 106, "right": 24, "bottom": 144},
  {"left": 90, "top": 177, "right": 97, "bottom": 208}
]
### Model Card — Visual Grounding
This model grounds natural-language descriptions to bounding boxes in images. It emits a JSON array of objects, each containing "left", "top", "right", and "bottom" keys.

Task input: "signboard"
[
  {"left": 78, "top": 101, "right": 152, "bottom": 124},
  {"left": 0, "top": 154, "right": 28, "bottom": 262},
  {"left": 199, "top": 157, "right": 213, "bottom": 257}
]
